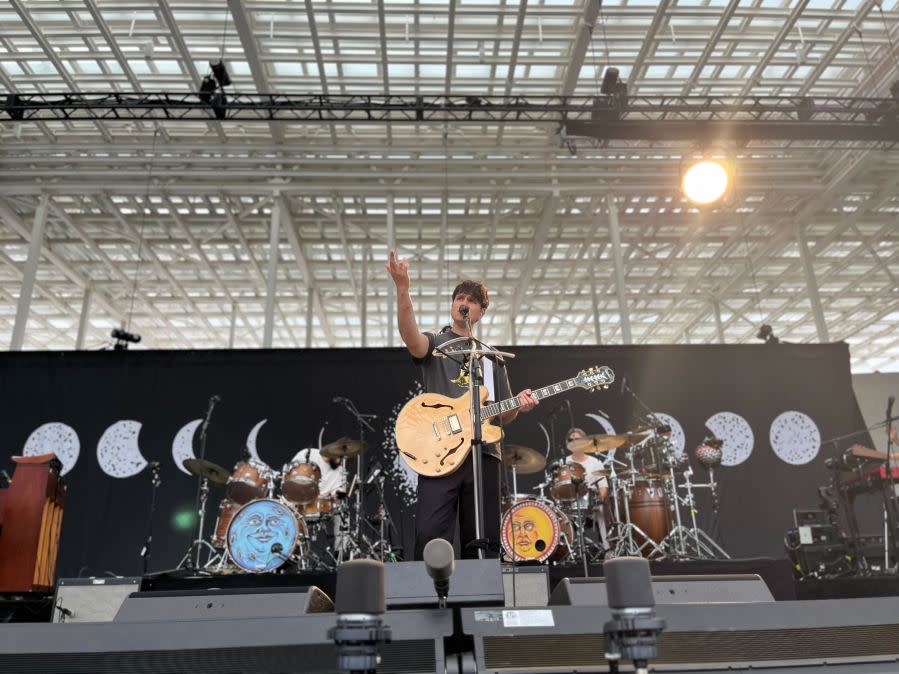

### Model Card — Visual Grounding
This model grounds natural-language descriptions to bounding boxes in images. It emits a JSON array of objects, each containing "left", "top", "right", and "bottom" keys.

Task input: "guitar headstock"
[{"left": 576, "top": 365, "right": 615, "bottom": 392}]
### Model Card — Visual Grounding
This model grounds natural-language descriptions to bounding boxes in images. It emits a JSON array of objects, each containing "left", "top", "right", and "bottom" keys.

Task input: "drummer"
[
  {"left": 291, "top": 447, "right": 347, "bottom": 498},
  {"left": 565, "top": 427, "right": 608, "bottom": 498}
]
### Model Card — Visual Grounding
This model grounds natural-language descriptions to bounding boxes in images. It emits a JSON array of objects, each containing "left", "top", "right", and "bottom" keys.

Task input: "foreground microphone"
[
  {"left": 423, "top": 538, "right": 454, "bottom": 608},
  {"left": 459, "top": 305, "right": 469, "bottom": 318},
  {"left": 603, "top": 557, "right": 665, "bottom": 674},
  {"left": 328, "top": 559, "right": 391, "bottom": 674}
]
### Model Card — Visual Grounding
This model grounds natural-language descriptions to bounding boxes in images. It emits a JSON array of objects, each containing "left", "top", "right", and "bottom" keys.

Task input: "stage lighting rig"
[
  {"left": 680, "top": 150, "right": 733, "bottom": 207},
  {"left": 756, "top": 324, "right": 780, "bottom": 345},
  {"left": 111, "top": 326, "right": 142, "bottom": 351},
  {"left": 210, "top": 60, "right": 232, "bottom": 88}
]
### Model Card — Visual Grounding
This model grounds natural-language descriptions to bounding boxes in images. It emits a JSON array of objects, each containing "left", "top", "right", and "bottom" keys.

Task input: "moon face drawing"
[
  {"left": 23, "top": 422, "right": 80, "bottom": 476},
  {"left": 172, "top": 419, "right": 202, "bottom": 474},
  {"left": 705, "top": 411, "right": 754, "bottom": 466},
  {"left": 96, "top": 420, "right": 148, "bottom": 478},
  {"left": 652, "top": 412, "right": 686, "bottom": 457},
  {"left": 770, "top": 411, "right": 821, "bottom": 465},
  {"left": 245, "top": 419, "right": 267, "bottom": 463}
]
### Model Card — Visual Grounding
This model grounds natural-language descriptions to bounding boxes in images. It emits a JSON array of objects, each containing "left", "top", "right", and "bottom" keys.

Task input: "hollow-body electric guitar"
[{"left": 395, "top": 366, "right": 615, "bottom": 477}]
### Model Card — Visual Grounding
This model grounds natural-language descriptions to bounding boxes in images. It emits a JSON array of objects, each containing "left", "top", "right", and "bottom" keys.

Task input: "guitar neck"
[{"left": 481, "top": 377, "right": 581, "bottom": 420}]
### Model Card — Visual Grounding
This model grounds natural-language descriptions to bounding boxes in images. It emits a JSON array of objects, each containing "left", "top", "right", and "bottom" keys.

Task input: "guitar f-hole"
[
  {"left": 440, "top": 438, "right": 465, "bottom": 466},
  {"left": 421, "top": 401, "right": 453, "bottom": 410}
]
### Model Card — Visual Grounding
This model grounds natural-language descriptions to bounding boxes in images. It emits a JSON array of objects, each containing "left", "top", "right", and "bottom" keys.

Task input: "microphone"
[
  {"left": 366, "top": 463, "right": 383, "bottom": 485},
  {"left": 459, "top": 305, "right": 469, "bottom": 317},
  {"left": 201, "top": 394, "right": 220, "bottom": 436},
  {"left": 270, "top": 542, "right": 293, "bottom": 566},
  {"left": 423, "top": 538, "right": 454, "bottom": 607},
  {"left": 602, "top": 557, "right": 666, "bottom": 674},
  {"left": 328, "top": 559, "right": 392, "bottom": 674},
  {"left": 888, "top": 395, "right": 895, "bottom": 422},
  {"left": 333, "top": 395, "right": 348, "bottom": 404}
]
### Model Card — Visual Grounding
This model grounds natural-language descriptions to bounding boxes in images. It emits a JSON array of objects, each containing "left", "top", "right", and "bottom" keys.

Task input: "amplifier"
[
  {"left": 784, "top": 534, "right": 853, "bottom": 579},
  {"left": 52, "top": 577, "right": 141, "bottom": 623}
]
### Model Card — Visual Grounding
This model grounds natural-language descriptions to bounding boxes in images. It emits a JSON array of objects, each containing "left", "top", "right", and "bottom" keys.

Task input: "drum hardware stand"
[
  {"left": 140, "top": 461, "right": 162, "bottom": 575},
  {"left": 660, "top": 464, "right": 730, "bottom": 560},
  {"left": 177, "top": 395, "right": 221, "bottom": 571},
  {"left": 365, "top": 471, "right": 399, "bottom": 562},
  {"left": 436, "top": 329, "right": 515, "bottom": 560},
  {"left": 568, "top": 478, "right": 590, "bottom": 576},
  {"left": 610, "top": 451, "right": 666, "bottom": 559}
]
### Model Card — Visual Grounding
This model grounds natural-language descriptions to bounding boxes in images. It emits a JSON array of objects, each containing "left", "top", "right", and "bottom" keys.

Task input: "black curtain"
[{"left": 0, "top": 342, "right": 870, "bottom": 577}]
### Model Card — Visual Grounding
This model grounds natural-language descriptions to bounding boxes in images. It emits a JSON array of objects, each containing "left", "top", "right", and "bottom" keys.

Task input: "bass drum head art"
[
  {"left": 226, "top": 498, "right": 304, "bottom": 572},
  {"left": 501, "top": 499, "right": 564, "bottom": 563}
]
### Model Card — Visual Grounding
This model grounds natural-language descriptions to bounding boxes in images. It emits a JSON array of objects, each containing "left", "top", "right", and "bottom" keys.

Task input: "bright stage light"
[{"left": 681, "top": 159, "right": 730, "bottom": 205}]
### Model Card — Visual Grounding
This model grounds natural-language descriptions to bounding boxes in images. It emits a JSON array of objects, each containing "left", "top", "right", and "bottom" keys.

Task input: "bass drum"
[
  {"left": 226, "top": 498, "right": 307, "bottom": 573},
  {"left": 500, "top": 499, "right": 572, "bottom": 563}
]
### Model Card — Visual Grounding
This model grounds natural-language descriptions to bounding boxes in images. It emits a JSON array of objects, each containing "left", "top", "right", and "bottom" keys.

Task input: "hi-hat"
[
  {"left": 502, "top": 444, "right": 546, "bottom": 474},
  {"left": 182, "top": 458, "right": 230, "bottom": 485},
  {"left": 321, "top": 437, "right": 367, "bottom": 459},
  {"left": 567, "top": 430, "right": 651, "bottom": 454}
]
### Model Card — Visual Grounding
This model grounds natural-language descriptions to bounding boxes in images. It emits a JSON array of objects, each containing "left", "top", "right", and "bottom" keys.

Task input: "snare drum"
[
  {"left": 281, "top": 460, "right": 321, "bottom": 505},
  {"left": 226, "top": 498, "right": 307, "bottom": 573},
  {"left": 212, "top": 498, "right": 239, "bottom": 548},
  {"left": 500, "top": 499, "right": 572, "bottom": 563},
  {"left": 225, "top": 459, "right": 274, "bottom": 504},
  {"left": 550, "top": 462, "right": 587, "bottom": 501},
  {"left": 297, "top": 495, "right": 335, "bottom": 521}
]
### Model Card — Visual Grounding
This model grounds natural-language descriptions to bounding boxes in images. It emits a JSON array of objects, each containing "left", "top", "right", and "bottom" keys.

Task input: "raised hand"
[{"left": 385, "top": 249, "right": 411, "bottom": 291}]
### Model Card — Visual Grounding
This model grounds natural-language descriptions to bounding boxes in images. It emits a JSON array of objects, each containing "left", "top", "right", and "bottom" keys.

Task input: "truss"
[{"left": 0, "top": 0, "right": 897, "bottom": 373}]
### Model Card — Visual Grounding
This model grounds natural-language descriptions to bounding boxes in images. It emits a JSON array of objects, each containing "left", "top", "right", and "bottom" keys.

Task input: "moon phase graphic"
[
  {"left": 23, "top": 422, "right": 80, "bottom": 476},
  {"left": 770, "top": 411, "right": 821, "bottom": 465},
  {"left": 171, "top": 418, "right": 202, "bottom": 474},
  {"left": 245, "top": 419, "right": 267, "bottom": 462},
  {"left": 96, "top": 420, "right": 148, "bottom": 478},
  {"left": 705, "top": 411, "right": 754, "bottom": 466},
  {"left": 652, "top": 412, "right": 685, "bottom": 456},
  {"left": 384, "top": 383, "right": 423, "bottom": 506}
]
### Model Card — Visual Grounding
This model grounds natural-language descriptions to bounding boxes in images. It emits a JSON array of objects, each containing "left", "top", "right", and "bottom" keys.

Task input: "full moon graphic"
[
  {"left": 23, "top": 422, "right": 80, "bottom": 476},
  {"left": 705, "top": 411, "right": 754, "bottom": 466},
  {"left": 770, "top": 411, "right": 821, "bottom": 465}
]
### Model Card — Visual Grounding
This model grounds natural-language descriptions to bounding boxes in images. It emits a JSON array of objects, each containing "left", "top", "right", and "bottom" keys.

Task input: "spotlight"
[
  {"left": 111, "top": 326, "right": 142, "bottom": 350},
  {"left": 600, "top": 67, "right": 620, "bottom": 95},
  {"left": 198, "top": 75, "right": 217, "bottom": 104},
  {"left": 756, "top": 323, "right": 780, "bottom": 345},
  {"left": 210, "top": 60, "right": 232, "bottom": 88},
  {"left": 680, "top": 154, "right": 732, "bottom": 206},
  {"left": 4, "top": 94, "right": 23, "bottom": 121}
]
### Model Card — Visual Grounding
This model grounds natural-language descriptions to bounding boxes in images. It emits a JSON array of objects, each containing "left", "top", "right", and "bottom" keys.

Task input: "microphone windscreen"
[
  {"left": 423, "top": 538, "right": 455, "bottom": 581},
  {"left": 335, "top": 559, "right": 386, "bottom": 614},
  {"left": 604, "top": 557, "right": 654, "bottom": 610}
]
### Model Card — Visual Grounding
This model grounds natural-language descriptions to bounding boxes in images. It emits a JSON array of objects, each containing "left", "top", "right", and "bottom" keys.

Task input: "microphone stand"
[
  {"left": 464, "top": 312, "right": 489, "bottom": 559},
  {"left": 140, "top": 462, "right": 161, "bottom": 575},
  {"left": 883, "top": 397, "right": 897, "bottom": 572},
  {"left": 335, "top": 397, "right": 376, "bottom": 559}
]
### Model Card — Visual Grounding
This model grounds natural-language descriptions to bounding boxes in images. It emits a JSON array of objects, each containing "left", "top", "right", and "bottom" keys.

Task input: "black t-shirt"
[{"left": 413, "top": 330, "right": 513, "bottom": 460}]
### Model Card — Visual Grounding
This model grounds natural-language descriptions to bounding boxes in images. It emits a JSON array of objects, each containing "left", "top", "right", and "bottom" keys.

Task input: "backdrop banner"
[{"left": 0, "top": 342, "right": 873, "bottom": 577}]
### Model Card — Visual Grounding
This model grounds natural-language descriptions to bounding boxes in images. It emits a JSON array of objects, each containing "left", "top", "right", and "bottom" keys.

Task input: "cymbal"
[
  {"left": 321, "top": 437, "right": 367, "bottom": 459},
  {"left": 501, "top": 444, "right": 546, "bottom": 474},
  {"left": 567, "top": 430, "right": 652, "bottom": 454},
  {"left": 183, "top": 458, "right": 230, "bottom": 485}
]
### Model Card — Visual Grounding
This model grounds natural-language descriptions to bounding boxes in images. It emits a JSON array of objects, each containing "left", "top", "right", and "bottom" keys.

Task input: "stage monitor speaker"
[
  {"left": 113, "top": 585, "right": 333, "bottom": 622},
  {"left": 502, "top": 565, "right": 548, "bottom": 607},
  {"left": 384, "top": 558, "right": 503, "bottom": 608},
  {"left": 52, "top": 577, "right": 141, "bottom": 623},
  {"left": 548, "top": 573, "right": 774, "bottom": 606}
]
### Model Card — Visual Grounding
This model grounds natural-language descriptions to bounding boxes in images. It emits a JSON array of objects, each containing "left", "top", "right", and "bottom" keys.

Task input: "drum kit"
[
  {"left": 176, "top": 437, "right": 398, "bottom": 574},
  {"left": 498, "top": 422, "right": 730, "bottom": 565}
]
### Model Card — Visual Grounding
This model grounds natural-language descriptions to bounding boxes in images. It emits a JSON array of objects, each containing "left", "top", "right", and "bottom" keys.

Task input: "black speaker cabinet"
[{"left": 549, "top": 573, "right": 774, "bottom": 606}]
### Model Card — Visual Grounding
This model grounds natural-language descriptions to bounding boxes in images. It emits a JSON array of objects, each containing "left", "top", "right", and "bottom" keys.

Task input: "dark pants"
[{"left": 414, "top": 452, "right": 501, "bottom": 560}]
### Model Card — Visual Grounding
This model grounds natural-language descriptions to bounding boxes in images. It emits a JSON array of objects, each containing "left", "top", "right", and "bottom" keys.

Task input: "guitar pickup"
[
  {"left": 432, "top": 422, "right": 440, "bottom": 441},
  {"left": 447, "top": 414, "right": 462, "bottom": 434}
]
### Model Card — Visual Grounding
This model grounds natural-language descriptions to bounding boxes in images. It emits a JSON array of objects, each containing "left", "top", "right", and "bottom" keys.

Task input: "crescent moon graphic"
[
  {"left": 770, "top": 411, "right": 821, "bottom": 465},
  {"left": 23, "top": 422, "right": 80, "bottom": 476},
  {"left": 705, "top": 411, "right": 754, "bottom": 466},
  {"left": 172, "top": 418, "right": 202, "bottom": 474},
  {"left": 652, "top": 412, "right": 686, "bottom": 457},
  {"left": 245, "top": 419, "right": 267, "bottom": 462},
  {"left": 96, "top": 420, "right": 148, "bottom": 478}
]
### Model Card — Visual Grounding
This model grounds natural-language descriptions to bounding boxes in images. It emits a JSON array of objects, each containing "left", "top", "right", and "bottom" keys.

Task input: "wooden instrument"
[
  {"left": 850, "top": 443, "right": 899, "bottom": 462},
  {"left": 0, "top": 453, "right": 66, "bottom": 592},
  {"left": 395, "top": 365, "right": 615, "bottom": 477}
]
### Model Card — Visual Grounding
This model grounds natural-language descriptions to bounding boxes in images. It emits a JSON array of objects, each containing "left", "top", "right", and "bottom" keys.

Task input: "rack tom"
[
  {"left": 550, "top": 462, "right": 587, "bottom": 501},
  {"left": 225, "top": 459, "right": 274, "bottom": 504},
  {"left": 281, "top": 460, "right": 321, "bottom": 505}
]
